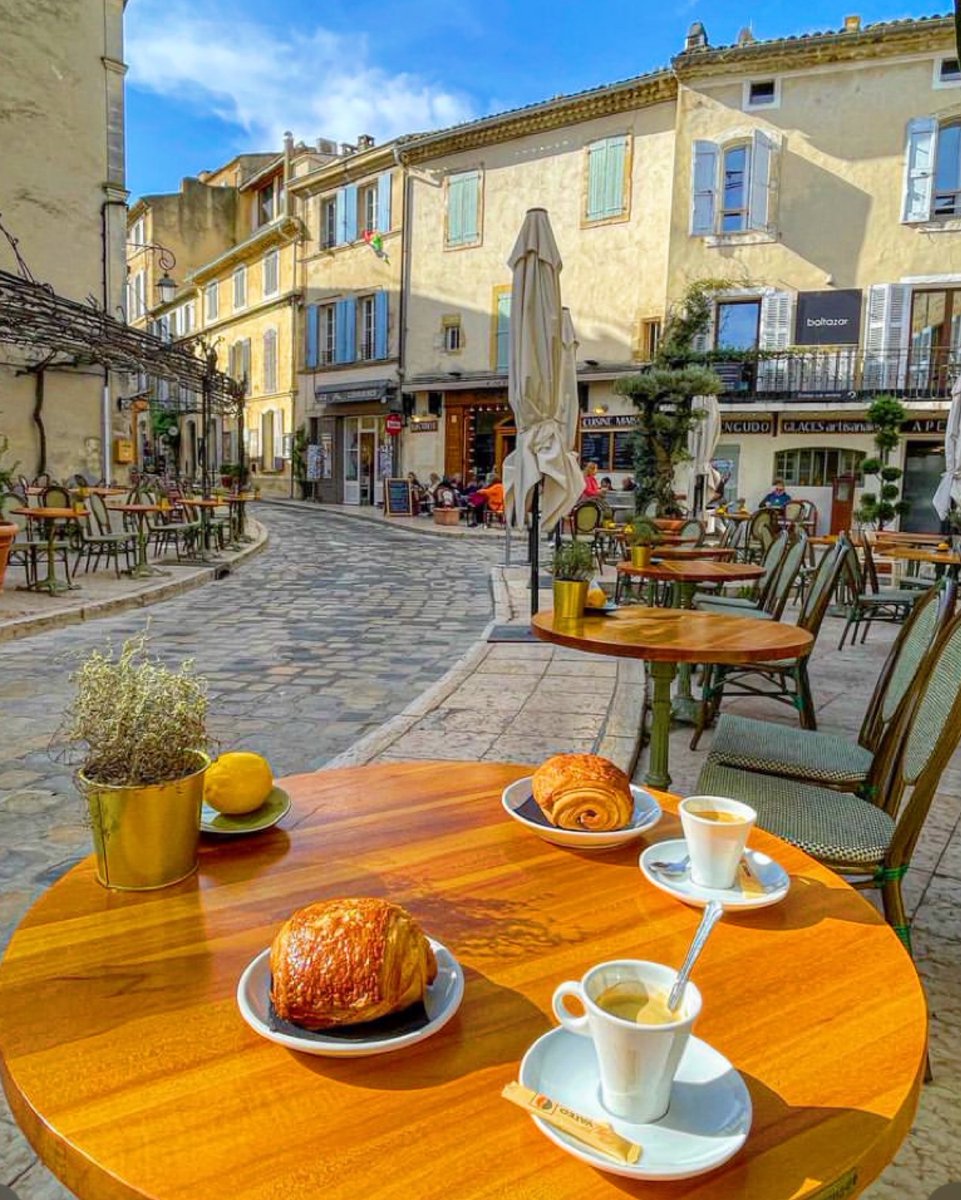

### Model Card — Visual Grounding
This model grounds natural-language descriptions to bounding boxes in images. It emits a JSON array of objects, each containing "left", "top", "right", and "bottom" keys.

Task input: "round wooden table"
[
  {"left": 649, "top": 546, "right": 736, "bottom": 561},
  {"left": 10, "top": 506, "right": 86, "bottom": 595},
  {"left": 532, "top": 608, "right": 812, "bottom": 789},
  {"left": 615, "top": 559, "right": 764, "bottom": 606},
  {"left": 0, "top": 763, "right": 925, "bottom": 1200},
  {"left": 108, "top": 503, "right": 166, "bottom": 579}
]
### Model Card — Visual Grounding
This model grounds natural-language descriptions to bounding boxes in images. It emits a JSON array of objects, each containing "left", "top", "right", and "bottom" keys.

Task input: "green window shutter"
[
  {"left": 447, "top": 171, "right": 479, "bottom": 246},
  {"left": 447, "top": 176, "right": 464, "bottom": 245},
  {"left": 587, "top": 141, "right": 608, "bottom": 220},
  {"left": 496, "top": 292, "right": 511, "bottom": 372},
  {"left": 604, "top": 136, "right": 627, "bottom": 217}
]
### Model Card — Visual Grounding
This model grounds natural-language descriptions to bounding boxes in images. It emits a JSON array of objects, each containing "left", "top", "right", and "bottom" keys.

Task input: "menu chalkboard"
[
  {"left": 613, "top": 432, "right": 635, "bottom": 471},
  {"left": 384, "top": 477, "right": 413, "bottom": 517},
  {"left": 579, "top": 431, "right": 610, "bottom": 470}
]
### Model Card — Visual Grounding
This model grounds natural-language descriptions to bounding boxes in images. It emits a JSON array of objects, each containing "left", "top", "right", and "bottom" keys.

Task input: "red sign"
[{"left": 385, "top": 413, "right": 403, "bottom": 436}]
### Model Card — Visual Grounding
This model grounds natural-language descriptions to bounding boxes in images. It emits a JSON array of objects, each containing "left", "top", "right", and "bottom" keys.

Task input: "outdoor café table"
[
  {"left": 532, "top": 608, "right": 812, "bottom": 789},
  {"left": 9, "top": 506, "right": 85, "bottom": 595},
  {"left": 71, "top": 485, "right": 125, "bottom": 498},
  {"left": 0, "top": 761, "right": 926, "bottom": 1200},
  {"left": 107, "top": 502, "right": 167, "bottom": 579},
  {"left": 185, "top": 495, "right": 229, "bottom": 557},
  {"left": 649, "top": 545, "right": 735, "bottom": 560},
  {"left": 879, "top": 545, "right": 961, "bottom": 579}
]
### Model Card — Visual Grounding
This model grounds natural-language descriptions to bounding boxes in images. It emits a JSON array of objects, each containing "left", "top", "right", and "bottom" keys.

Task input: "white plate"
[
  {"left": 201, "top": 785, "right": 291, "bottom": 835},
  {"left": 519, "top": 1027, "right": 752, "bottom": 1181},
  {"left": 502, "top": 778, "right": 661, "bottom": 852},
  {"left": 236, "top": 937, "right": 464, "bottom": 1057},
  {"left": 639, "top": 838, "right": 790, "bottom": 910}
]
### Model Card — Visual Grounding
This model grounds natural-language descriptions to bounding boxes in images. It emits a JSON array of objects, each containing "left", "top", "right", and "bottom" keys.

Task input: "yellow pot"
[
  {"left": 631, "top": 545, "right": 652, "bottom": 568},
  {"left": 553, "top": 579, "right": 589, "bottom": 620},
  {"left": 81, "top": 752, "right": 209, "bottom": 891}
]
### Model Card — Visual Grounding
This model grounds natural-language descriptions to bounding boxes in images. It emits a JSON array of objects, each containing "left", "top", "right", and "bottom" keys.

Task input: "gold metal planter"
[
  {"left": 631, "top": 545, "right": 652, "bottom": 568},
  {"left": 81, "top": 753, "right": 210, "bottom": 891},
  {"left": 552, "top": 579, "right": 589, "bottom": 621}
]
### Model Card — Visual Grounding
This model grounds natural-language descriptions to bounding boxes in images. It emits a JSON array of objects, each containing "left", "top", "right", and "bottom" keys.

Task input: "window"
[
  {"left": 129, "top": 216, "right": 145, "bottom": 248},
  {"left": 637, "top": 317, "right": 661, "bottom": 362},
  {"left": 127, "top": 270, "right": 146, "bottom": 320},
  {"left": 356, "top": 292, "right": 388, "bottom": 360},
  {"left": 263, "top": 328, "right": 278, "bottom": 392},
  {"left": 182, "top": 301, "right": 195, "bottom": 335},
  {"left": 934, "top": 56, "right": 961, "bottom": 87},
  {"left": 446, "top": 170, "right": 481, "bottom": 247},
  {"left": 691, "top": 130, "right": 778, "bottom": 236},
  {"left": 321, "top": 197, "right": 338, "bottom": 248},
  {"left": 256, "top": 182, "right": 275, "bottom": 227},
  {"left": 229, "top": 339, "right": 251, "bottom": 386},
  {"left": 494, "top": 290, "right": 511, "bottom": 371},
  {"left": 586, "top": 135, "right": 630, "bottom": 222},
  {"left": 358, "top": 295, "right": 376, "bottom": 361},
  {"left": 443, "top": 319, "right": 462, "bottom": 353},
  {"left": 774, "top": 448, "right": 865, "bottom": 487},
  {"left": 320, "top": 304, "right": 336, "bottom": 364},
  {"left": 263, "top": 250, "right": 279, "bottom": 297},
  {"left": 233, "top": 267, "right": 247, "bottom": 310},
  {"left": 903, "top": 117, "right": 961, "bottom": 221},
  {"left": 906, "top": 288, "right": 961, "bottom": 393},
  {"left": 578, "top": 428, "right": 636, "bottom": 473},
  {"left": 715, "top": 300, "right": 761, "bottom": 350},
  {"left": 205, "top": 282, "right": 219, "bottom": 322},
  {"left": 361, "top": 183, "right": 378, "bottom": 236},
  {"left": 745, "top": 79, "right": 779, "bottom": 109}
]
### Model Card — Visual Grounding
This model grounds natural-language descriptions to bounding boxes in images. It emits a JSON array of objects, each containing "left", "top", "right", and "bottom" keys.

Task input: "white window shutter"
[
  {"left": 748, "top": 130, "right": 777, "bottom": 231},
  {"left": 902, "top": 117, "right": 937, "bottom": 223},
  {"left": 864, "top": 284, "right": 910, "bottom": 389},
  {"left": 757, "top": 290, "right": 794, "bottom": 390},
  {"left": 691, "top": 141, "right": 718, "bottom": 235}
]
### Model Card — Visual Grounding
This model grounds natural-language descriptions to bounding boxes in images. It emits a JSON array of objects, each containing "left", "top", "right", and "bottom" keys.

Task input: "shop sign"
[
  {"left": 794, "top": 290, "right": 862, "bottom": 346},
  {"left": 721, "top": 417, "right": 774, "bottom": 435},
  {"left": 781, "top": 418, "right": 873, "bottom": 435},
  {"left": 410, "top": 419, "right": 438, "bottom": 432},
  {"left": 314, "top": 382, "right": 391, "bottom": 404},
  {"left": 902, "top": 417, "right": 947, "bottom": 434},
  {"left": 581, "top": 414, "right": 637, "bottom": 429},
  {"left": 385, "top": 412, "right": 404, "bottom": 436}
]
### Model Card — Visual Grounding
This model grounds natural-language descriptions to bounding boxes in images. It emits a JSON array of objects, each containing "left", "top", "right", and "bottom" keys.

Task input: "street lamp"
[
  {"left": 157, "top": 271, "right": 177, "bottom": 305},
  {"left": 126, "top": 240, "right": 179, "bottom": 309}
]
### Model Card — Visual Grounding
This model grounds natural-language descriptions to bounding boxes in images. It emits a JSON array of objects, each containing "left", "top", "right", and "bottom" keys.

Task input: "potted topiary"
[
  {"left": 62, "top": 632, "right": 212, "bottom": 891},
  {"left": 551, "top": 540, "right": 594, "bottom": 619}
]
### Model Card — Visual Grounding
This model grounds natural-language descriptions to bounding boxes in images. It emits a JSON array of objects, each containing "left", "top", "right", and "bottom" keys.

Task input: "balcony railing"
[{"left": 699, "top": 348, "right": 961, "bottom": 403}]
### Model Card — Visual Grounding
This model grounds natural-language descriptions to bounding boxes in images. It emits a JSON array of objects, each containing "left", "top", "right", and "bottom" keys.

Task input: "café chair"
[
  {"left": 703, "top": 580, "right": 954, "bottom": 797},
  {"left": 837, "top": 536, "right": 921, "bottom": 649},
  {"left": 691, "top": 536, "right": 852, "bottom": 748},
  {"left": 744, "top": 508, "right": 779, "bottom": 563},
  {"left": 692, "top": 529, "right": 794, "bottom": 615},
  {"left": 695, "top": 604, "right": 961, "bottom": 959},
  {"left": 40, "top": 485, "right": 71, "bottom": 509},
  {"left": 0, "top": 492, "right": 45, "bottom": 586},
  {"left": 677, "top": 518, "right": 705, "bottom": 546},
  {"left": 73, "top": 494, "right": 136, "bottom": 578}
]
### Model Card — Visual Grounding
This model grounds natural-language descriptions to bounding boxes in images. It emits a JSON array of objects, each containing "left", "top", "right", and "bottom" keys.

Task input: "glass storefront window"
[
  {"left": 344, "top": 420, "right": 359, "bottom": 481},
  {"left": 774, "top": 447, "right": 866, "bottom": 486}
]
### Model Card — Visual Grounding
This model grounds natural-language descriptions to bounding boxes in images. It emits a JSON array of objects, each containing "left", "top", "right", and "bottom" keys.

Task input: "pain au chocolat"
[
  {"left": 270, "top": 897, "right": 437, "bottom": 1030},
  {"left": 531, "top": 753, "right": 634, "bottom": 831}
]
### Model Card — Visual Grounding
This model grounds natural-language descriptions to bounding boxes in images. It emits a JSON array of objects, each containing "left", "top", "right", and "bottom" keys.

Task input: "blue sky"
[{"left": 126, "top": 0, "right": 944, "bottom": 199}]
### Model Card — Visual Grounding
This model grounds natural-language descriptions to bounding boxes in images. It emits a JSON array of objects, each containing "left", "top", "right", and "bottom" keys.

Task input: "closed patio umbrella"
[
  {"left": 683, "top": 394, "right": 722, "bottom": 515},
  {"left": 932, "top": 374, "right": 961, "bottom": 522},
  {"left": 502, "top": 209, "right": 583, "bottom": 617}
]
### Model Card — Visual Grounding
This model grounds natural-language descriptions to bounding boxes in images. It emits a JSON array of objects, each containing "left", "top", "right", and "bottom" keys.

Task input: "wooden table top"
[
  {"left": 71, "top": 486, "right": 125, "bottom": 496},
  {"left": 0, "top": 763, "right": 924, "bottom": 1200},
  {"left": 107, "top": 503, "right": 161, "bottom": 514},
  {"left": 185, "top": 497, "right": 228, "bottom": 508},
  {"left": 651, "top": 546, "right": 736, "bottom": 560},
  {"left": 10, "top": 506, "right": 85, "bottom": 520},
  {"left": 616, "top": 560, "right": 766, "bottom": 584},
  {"left": 880, "top": 546, "right": 960, "bottom": 566},
  {"left": 532, "top": 607, "right": 813, "bottom": 664}
]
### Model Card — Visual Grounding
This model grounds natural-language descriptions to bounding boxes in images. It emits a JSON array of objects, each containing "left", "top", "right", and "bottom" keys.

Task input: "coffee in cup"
[
  {"left": 679, "top": 795, "right": 756, "bottom": 890},
  {"left": 553, "top": 960, "right": 700, "bottom": 1124}
]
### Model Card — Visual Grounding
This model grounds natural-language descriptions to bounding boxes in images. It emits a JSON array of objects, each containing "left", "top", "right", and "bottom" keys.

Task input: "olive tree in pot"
[{"left": 62, "top": 633, "right": 212, "bottom": 890}]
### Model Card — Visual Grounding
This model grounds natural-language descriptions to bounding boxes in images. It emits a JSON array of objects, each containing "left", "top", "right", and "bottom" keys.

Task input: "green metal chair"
[
  {"left": 73, "top": 493, "right": 136, "bottom": 577},
  {"left": 837, "top": 536, "right": 923, "bottom": 649},
  {"left": 677, "top": 518, "right": 705, "bottom": 546},
  {"left": 1, "top": 492, "right": 45, "bottom": 586},
  {"left": 694, "top": 530, "right": 806, "bottom": 621},
  {"left": 692, "top": 528, "right": 791, "bottom": 613},
  {"left": 690, "top": 536, "right": 852, "bottom": 748},
  {"left": 695, "top": 604, "right": 961, "bottom": 957},
  {"left": 703, "top": 580, "right": 955, "bottom": 795},
  {"left": 743, "top": 508, "right": 779, "bottom": 563}
]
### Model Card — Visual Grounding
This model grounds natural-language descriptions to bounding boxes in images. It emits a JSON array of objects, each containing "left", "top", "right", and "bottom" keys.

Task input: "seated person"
[
  {"left": 468, "top": 473, "right": 504, "bottom": 526},
  {"left": 581, "top": 461, "right": 601, "bottom": 498},
  {"left": 599, "top": 475, "right": 613, "bottom": 492},
  {"left": 433, "top": 478, "right": 459, "bottom": 510},
  {"left": 621, "top": 476, "right": 636, "bottom": 492},
  {"left": 407, "top": 472, "right": 430, "bottom": 514},
  {"left": 760, "top": 479, "right": 792, "bottom": 509}
]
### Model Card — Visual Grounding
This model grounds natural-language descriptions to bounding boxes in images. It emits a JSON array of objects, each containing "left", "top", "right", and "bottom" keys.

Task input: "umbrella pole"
[{"left": 530, "top": 484, "right": 540, "bottom": 619}]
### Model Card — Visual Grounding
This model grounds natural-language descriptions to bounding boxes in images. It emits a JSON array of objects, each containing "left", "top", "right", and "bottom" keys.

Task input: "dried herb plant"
[{"left": 63, "top": 632, "right": 210, "bottom": 787}]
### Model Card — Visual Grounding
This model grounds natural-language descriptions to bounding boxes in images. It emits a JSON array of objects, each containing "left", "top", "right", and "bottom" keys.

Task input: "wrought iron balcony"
[{"left": 698, "top": 348, "right": 961, "bottom": 403}]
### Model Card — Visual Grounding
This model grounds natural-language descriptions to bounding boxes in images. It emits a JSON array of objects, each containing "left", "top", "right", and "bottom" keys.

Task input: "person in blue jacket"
[{"left": 760, "top": 479, "right": 792, "bottom": 508}]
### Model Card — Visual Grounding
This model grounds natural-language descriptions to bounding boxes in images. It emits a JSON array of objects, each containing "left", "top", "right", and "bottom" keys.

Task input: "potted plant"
[
  {"left": 629, "top": 520, "right": 662, "bottom": 569},
  {"left": 0, "top": 434, "right": 19, "bottom": 590},
  {"left": 947, "top": 507, "right": 961, "bottom": 553},
  {"left": 62, "top": 633, "right": 212, "bottom": 891},
  {"left": 551, "top": 541, "right": 594, "bottom": 619}
]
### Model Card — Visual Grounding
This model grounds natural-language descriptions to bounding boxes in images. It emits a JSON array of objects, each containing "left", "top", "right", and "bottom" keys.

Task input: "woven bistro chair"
[
  {"left": 692, "top": 528, "right": 792, "bottom": 613},
  {"left": 74, "top": 493, "right": 136, "bottom": 578},
  {"left": 1, "top": 492, "right": 46, "bottom": 586},
  {"left": 743, "top": 508, "right": 779, "bottom": 563},
  {"left": 695, "top": 605, "right": 961, "bottom": 959},
  {"left": 703, "top": 580, "right": 955, "bottom": 797},
  {"left": 677, "top": 518, "right": 705, "bottom": 546},
  {"left": 837, "top": 536, "right": 921, "bottom": 649},
  {"left": 690, "top": 535, "right": 852, "bottom": 748},
  {"left": 694, "top": 530, "right": 806, "bottom": 621}
]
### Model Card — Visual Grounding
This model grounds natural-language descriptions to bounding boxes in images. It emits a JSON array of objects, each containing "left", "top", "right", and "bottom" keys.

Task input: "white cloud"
[{"left": 125, "top": 2, "right": 476, "bottom": 154}]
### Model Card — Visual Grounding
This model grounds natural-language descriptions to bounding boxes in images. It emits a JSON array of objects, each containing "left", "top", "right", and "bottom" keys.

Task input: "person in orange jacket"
[{"left": 468, "top": 473, "right": 505, "bottom": 526}]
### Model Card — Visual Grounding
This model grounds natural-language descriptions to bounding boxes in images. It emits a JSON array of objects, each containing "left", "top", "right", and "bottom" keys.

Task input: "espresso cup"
[
  {"left": 552, "top": 960, "right": 701, "bottom": 1124},
  {"left": 679, "top": 795, "right": 756, "bottom": 890}
]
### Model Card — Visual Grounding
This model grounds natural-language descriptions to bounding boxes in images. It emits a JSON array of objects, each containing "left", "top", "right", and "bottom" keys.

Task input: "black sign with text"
[
  {"left": 795, "top": 290, "right": 862, "bottom": 346},
  {"left": 384, "top": 478, "right": 413, "bottom": 517}
]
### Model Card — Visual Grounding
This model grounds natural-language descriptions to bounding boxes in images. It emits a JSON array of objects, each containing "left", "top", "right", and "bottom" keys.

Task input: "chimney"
[
  {"left": 356, "top": 134, "right": 375, "bottom": 151},
  {"left": 283, "top": 130, "right": 294, "bottom": 154},
  {"left": 340, "top": 142, "right": 357, "bottom": 157},
  {"left": 843, "top": 14, "right": 861, "bottom": 32},
  {"left": 737, "top": 27, "right": 755, "bottom": 45},
  {"left": 685, "top": 21, "right": 708, "bottom": 50}
]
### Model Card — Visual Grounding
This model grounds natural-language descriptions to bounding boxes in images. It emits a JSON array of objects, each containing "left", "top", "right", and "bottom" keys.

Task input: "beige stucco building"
[{"left": 0, "top": 0, "right": 128, "bottom": 482}]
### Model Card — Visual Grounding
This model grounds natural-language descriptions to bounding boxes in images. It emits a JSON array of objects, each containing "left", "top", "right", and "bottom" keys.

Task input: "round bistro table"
[
  {"left": 648, "top": 546, "right": 736, "bottom": 561},
  {"left": 0, "top": 763, "right": 924, "bottom": 1200},
  {"left": 532, "top": 608, "right": 812, "bottom": 789},
  {"left": 10, "top": 506, "right": 86, "bottom": 595},
  {"left": 614, "top": 558, "right": 765, "bottom": 606}
]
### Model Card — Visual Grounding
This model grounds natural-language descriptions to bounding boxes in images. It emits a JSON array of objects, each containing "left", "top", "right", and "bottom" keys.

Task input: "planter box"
[{"left": 433, "top": 508, "right": 461, "bottom": 526}]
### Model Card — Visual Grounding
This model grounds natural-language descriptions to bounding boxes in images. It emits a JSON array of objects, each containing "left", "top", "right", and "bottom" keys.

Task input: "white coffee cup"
[
  {"left": 679, "top": 794, "right": 756, "bottom": 890},
  {"left": 552, "top": 959, "right": 701, "bottom": 1124}
]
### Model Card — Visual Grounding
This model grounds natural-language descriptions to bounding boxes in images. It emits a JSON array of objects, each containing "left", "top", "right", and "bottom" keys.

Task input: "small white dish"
[
  {"left": 639, "top": 838, "right": 790, "bottom": 910},
  {"left": 519, "top": 1026, "right": 752, "bottom": 1181},
  {"left": 584, "top": 601, "right": 618, "bottom": 615},
  {"left": 502, "top": 779, "right": 661, "bottom": 852},
  {"left": 236, "top": 937, "right": 464, "bottom": 1057},
  {"left": 201, "top": 785, "right": 291, "bottom": 835}
]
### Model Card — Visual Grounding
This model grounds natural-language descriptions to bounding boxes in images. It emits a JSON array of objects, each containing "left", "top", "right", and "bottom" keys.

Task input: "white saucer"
[
  {"left": 639, "top": 838, "right": 790, "bottom": 909},
  {"left": 236, "top": 937, "right": 464, "bottom": 1057},
  {"left": 519, "top": 1027, "right": 751, "bottom": 1180},
  {"left": 502, "top": 778, "right": 661, "bottom": 852}
]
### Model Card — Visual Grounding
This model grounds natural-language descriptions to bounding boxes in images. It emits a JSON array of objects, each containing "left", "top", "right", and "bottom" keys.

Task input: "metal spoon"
[
  {"left": 667, "top": 900, "right": 724, "bottom": 1012},
  {"left": 650, "top": 854, "right": 689, "bottom": 879}
]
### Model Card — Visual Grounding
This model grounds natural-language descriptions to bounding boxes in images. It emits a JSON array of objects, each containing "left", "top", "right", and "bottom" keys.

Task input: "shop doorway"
[
  {"left": 901, "top": 441, "right": 945, "bottom": 533},
  {"left": 343, "top": 416, "right": 385, "bottom": 505},
  {"left": 494, "top": 415, "right": 517, "bottom": 477},
  {"left": 359, "top": 431, "right": 376, "bottom": 505}
]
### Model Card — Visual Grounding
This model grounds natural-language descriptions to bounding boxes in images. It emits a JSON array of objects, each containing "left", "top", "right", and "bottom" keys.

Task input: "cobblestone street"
[{"left": 0, "top": 505, "right": 499, "bottom": 951}]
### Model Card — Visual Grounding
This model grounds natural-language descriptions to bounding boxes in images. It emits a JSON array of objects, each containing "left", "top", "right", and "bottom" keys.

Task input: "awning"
[{"left": 313, "top": 380, "right": 395, "bottom": 404}]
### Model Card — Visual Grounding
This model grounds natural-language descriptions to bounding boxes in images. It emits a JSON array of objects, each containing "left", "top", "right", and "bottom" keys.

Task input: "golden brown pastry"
[
  {"left": 531, "top": 753, "right": 634, "bottom": 831},
  {"left": 270, "top": 897, "right": 438, "bottom": 1030}
]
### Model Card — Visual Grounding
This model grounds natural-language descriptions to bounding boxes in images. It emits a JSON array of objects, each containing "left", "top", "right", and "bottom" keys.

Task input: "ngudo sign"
[{"left": 794, "top": 290, "right": 862, "bottom": 346}]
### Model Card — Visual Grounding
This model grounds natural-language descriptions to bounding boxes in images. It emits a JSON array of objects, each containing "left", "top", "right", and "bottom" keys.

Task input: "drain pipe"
[{"left": 393, "top": 142, "right": 412, "bottom": 479}]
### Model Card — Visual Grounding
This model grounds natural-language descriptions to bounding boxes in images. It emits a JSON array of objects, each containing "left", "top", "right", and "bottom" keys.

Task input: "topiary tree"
[{"left": 856, "top": 395, "right": 909, "bottom": 530}]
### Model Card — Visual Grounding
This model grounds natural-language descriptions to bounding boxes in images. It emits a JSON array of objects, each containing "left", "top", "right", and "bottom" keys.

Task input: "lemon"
[
  {"left": 587, "top": 587, "right": 608, "bottom": 608},
  {"left": 204, "top": 751, "right": 273, "bottom": 814}
]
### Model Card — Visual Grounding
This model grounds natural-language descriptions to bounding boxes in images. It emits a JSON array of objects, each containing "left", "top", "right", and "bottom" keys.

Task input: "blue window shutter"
[
  {"left": 343, "top": 184, "right": 358, "bottom": 242},
  {"left": 587, "top": 140, "right": 608, "bottom": 219},
  {"left": 691, "top": 140, "right": 719, "bottom": 235},
  {"left": 903, "top": 116, "right": 937, "bottom": 223},
  {"left": 378, "top": 172, "right": 392, "bottom": 232},
  {"left": 606, "top": 137, "right": 627, "bottom": 216},
  {"left": 334, "top": 299, "right": 350, "bottom": 362},
  {"left": 374, "top": 291, "right": 388, "bottom": 359},
  {"left": 334, "top": 189, "right": 346, "bottom": 245},
  {"left": 306, "top": 304, "right": 319, "bottom": 368},
  {"left": 748, "top": 130, "right": 776, "bottom": 231},
  {"left": 462, "top": 172, "right": 479, "bottom": 241},
  {"left": 496, "top": 292, "right": 511, "bottom": 372}
]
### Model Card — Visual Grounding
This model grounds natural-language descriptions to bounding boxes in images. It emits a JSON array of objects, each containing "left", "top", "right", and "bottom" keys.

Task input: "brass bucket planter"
[
  {"left": 553, "top": 579, "right": 589, "bottom": 621},
  {"left": 81, "top": 752, "right": 210, "bottom": 891},
  {"left": 631, "top": 545, "right": 653, "bottom": 568}
]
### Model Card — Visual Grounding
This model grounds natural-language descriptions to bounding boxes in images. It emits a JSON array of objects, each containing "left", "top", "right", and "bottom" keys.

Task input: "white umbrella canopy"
[
  {"left": 681, "top": 394, "right": 722, "bottom": 513},
  {"left": 932, "top": 374, "right": 961, "bottom": 521},
  {"left": 502, "top": 208, "right": 583, "bottom": 532}
]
